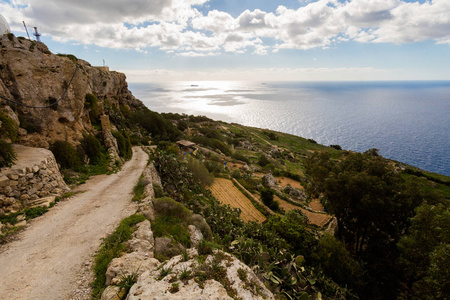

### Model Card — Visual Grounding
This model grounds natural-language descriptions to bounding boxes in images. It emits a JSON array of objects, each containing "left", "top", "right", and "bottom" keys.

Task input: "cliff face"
[{"left": 0, "top": 34, "right": 143, "bottom": 148}]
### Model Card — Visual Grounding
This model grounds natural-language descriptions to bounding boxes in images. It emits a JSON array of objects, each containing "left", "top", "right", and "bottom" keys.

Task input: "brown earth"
[{"left": 0, "top": 147, "right": 148, "bottom": 300}]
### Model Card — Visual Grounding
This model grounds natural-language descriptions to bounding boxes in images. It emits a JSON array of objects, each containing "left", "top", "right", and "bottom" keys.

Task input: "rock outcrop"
[
  {"left": 102, "top": 219, "right": 274, "bottom": 300},
  {"left": 0, "top": 34, "right": 144, "bottom": 148}
]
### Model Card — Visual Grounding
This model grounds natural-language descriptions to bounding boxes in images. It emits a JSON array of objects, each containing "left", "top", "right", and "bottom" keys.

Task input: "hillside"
[{"left": 1, "top": 35, "right": 449, "bottom": 300}]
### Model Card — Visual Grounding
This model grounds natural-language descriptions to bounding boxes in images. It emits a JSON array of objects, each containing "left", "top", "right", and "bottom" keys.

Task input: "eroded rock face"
[
  {"left": 0, "top": 35, "right": 143, "bottom": 147},
  {"left": 128, "top": 251, "right": 274, "bottom": 300},
  {"left": 262, "top": 173, "right": 277, "bottom": 188}
]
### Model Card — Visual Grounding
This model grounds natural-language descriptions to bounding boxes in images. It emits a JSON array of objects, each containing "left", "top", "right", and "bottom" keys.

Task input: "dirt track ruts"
[{"left": 0, "top": 146, "right": 148, "bottom": 300}]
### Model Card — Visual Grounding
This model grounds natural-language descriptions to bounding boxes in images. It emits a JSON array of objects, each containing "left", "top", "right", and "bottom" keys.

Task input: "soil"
[
  {"left": 0, "top": 147, "right": 148, "bottom": 300},
  {"left": 274, "top": 177, "right": 304, "bottom": 189}
]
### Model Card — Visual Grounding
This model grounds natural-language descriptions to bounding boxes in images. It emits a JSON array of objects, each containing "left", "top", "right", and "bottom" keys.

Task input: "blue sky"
[{"left": 2, "top": 0, "right": 450, "bottom": 82}]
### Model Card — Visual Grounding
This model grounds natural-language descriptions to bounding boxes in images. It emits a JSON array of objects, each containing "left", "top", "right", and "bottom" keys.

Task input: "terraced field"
[{"left": 210, "top": 178, "right": 266, "bottom": 223}]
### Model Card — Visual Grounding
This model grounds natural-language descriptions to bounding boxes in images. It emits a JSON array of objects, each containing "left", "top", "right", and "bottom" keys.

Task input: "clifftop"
[{"left": 0, "top": 34, "right": 143, "bottom": 148}]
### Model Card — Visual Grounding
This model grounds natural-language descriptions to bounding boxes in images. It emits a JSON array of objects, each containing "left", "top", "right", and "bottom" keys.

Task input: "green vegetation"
[
  {"left": 0, "top": 140, "right": 16, "bottom": 167},
  {"left": 132, "top": 177, "right": 146, "bottom": 202},
  {"left": 91, "top": 214, "right": 146, "bottom": 299},
  {"left": 80, "top": 134, "right": 105, "bottom": 165},
  {"left": 85, "top": 93, "right": 99, "bottom": 125},
  {"left": 186, "top": 156, "right": 214, "bottom": 186},
  {"left": 24, "top": 206, "right": 49, "bottom": 220},
  {"left": 260, "top": 188, "right": 279, "bottom": 211},
  {"left": 151, "top": 197, "right": 192, "bottom": 248},
  {"left": 50, "top": 141, "right": 83, "bottom": 169},
  {"left": 112, "top": 130, "right": 132, "bottom": 160},
  {"left": 305, "top": 151, "right": 449, "bottom": 298},
  {"left": 0, "top": 111, "right": 18, "bottom": 167},
  {"left": 132, "top": 109, "right": 181, "bottom": 141}
]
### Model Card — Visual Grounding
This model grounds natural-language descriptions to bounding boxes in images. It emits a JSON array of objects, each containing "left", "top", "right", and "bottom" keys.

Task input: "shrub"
[
  {"left": 329, "top": 144, "right": 342, "bottom": 150},
  {"left": 80, "top": 134, "right": 104, "bottom": 165},
  {"left": 24, "top": 206, "right": 49, "bottom": 220},
  {"left": 112, "top": 131, "right": 132, "bottom": 160},
  {"left": 153, "top": 197, "right": 192, "bottom": 220},
  {"left": 308, "top": 138, "right": 317, "bottom": 144},
  {"left": 261, "top": 188, "right": 279, "bottom": 211},
  {"left": 258, "top": 154, "right": 270, "bottom": 167},
  {"left": 85, "top": 94, "right": 99, "bottom": 124},
  {"left": 132, "top": 109, "right": 181, "bottom": 141},
  {"left": 187, "top": 157, "right": 214, "bottom": 186},
  {"left": 50, "top": 140, "right": 83, "bottom": 169},
  {"left": 153, "top": 184, "right": 165, "bottom": 198},
  {"left": 231, "top": 152, "right": 250, "bottom": 164},
  {"left": 0, "top": 111, "right": 18, "bottom": 142},
  {"left": 0, "top": 140, "right": 16, "bottom": 168},
  {"left": 132, "top": 178, "right": 146, "bottom": 202}
]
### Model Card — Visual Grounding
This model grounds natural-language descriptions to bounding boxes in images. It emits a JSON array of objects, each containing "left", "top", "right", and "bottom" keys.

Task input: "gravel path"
[{"left": 0, "top": 147, "right": 148, "bottom": 300}]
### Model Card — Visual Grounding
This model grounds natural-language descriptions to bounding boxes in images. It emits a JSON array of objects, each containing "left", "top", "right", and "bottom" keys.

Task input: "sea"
[{"left": 129, "top": 81, "right": 450, "bottom": 176}]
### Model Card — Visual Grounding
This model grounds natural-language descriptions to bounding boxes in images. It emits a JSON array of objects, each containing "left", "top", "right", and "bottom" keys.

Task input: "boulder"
[
  {"left": 105, "top": 252, "right": 160, "bottom": 286},
  {"left": 284, "top": 185, "right": 307, "bottom": 201},
  {"left": 154, "top": 237, "right": 185, "bottom": 259},
  {"left": 188, "top": 225, "right": 203, "bottom": 248},
  {"left": 262, "top": 174, "right": 277, "bottom": 188},
  {"left": 100, "top": 285, "right": 122, "bottom": 300}
]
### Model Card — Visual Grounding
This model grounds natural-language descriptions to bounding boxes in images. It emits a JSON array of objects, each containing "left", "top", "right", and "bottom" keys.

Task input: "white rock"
[
  {"left": 188, "top": 225, "right": 203, "bottom": 248},
  {"left": 105, "top": 252, "right": 160, "bottom": 286}
]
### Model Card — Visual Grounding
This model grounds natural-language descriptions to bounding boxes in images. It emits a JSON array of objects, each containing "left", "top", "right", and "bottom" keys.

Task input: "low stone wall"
[{"left": 0, "top": 145, "right": 69, "bottom": 214}]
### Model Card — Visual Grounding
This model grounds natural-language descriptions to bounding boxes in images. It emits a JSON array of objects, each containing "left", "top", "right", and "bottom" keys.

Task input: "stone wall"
[{"left": 0, "top": 145, "right": 69, "bottom": 214}]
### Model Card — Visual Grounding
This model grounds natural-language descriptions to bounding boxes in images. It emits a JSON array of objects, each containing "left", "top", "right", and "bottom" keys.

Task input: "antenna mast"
[
  {"left": 22, "top": 21, "right": 31, "bottom": 40},
  {"left": 33, "top": 27, "right": 41, "bottom": 42}
]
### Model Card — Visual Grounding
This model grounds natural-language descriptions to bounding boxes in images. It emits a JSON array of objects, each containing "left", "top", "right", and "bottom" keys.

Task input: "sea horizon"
[{"left": 129, "top": 80, "right": 450, "bottom": 176}]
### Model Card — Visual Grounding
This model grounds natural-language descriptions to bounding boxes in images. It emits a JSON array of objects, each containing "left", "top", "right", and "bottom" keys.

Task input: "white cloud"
[{"left": 3, "top": 0, "right": 450, "bottom": 55}]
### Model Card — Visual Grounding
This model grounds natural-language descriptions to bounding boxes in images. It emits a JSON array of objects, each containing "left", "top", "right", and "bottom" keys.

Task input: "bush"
[
  {"left": 50, "top": 140, "right": 83, "bottom": 169},
  {"left": 80, "top": 134, "right": 104, "bottom": 165},
  {"left": 329, "top": 144, "right": 342, "bottom": 150},
  {"left": 153, "top": 197, "right": 192, "bottom": 220},
  {"left": 24, "top": 206, "right": 49, "bottom": 220},
  {"left": 85, "top": 94, "right": 99, "bottom": 124},
  {"left": 132, "top": 109, "right": 181, "bottom": 141},
  {"left": 0, "top": 140, "right": 16, "bottom": 168},
  {"left": 0, "top": 111, "right": 18, "bottom": 142},
  {"left": 112, "top": 131, "right": 132, "bottom": 160},
  {"left": 187, "top": 157, "right": 214, "bottom": 186},
  {"left": 231, "top": 152, "right": 250, "bottom": 164},
  {"left": 258, "top": 154, "right": 270, "bottom": 167},
  {"left": 261, "top": 188, "right": 279, "bottom": 211}
]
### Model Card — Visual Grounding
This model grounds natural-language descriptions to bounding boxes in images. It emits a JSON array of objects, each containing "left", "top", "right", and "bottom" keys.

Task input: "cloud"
[{"left": 3, "top": 0, "right": 450, "bottom": 55}]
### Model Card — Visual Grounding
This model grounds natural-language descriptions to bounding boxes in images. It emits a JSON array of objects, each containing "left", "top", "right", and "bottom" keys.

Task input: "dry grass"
[{"left": 210, "top": 178, "right": 266, "bottom": 223}]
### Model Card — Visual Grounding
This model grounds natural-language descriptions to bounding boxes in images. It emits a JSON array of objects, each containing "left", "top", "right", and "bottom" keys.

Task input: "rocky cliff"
[{"left": 0, "top": 34, "right": 143, "bottom": 148}]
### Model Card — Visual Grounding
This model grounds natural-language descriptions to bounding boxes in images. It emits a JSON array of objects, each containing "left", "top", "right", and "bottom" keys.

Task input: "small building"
[{"left": 176, "top": 140, "right": 197, "bottom": 153}]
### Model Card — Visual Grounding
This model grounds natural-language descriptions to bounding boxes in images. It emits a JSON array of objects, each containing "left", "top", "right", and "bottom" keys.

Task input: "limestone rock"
[
  {"left": 154, "top": 237, "right": 185, "bottom": 259},
  {"left": 188, "top": 225, "right": 203, "bottom": 248},
  {"left": 127, "top": 220, "right": 155, "bottom": 254},
  {"left": 128, "top": 275, "right": 232, "bottom": 300},
  {"left": 105, "top": 252, "right": 160, "bottom": 286},
  {"left": 127, "top": 250, "right": 274, "bottom": 300},
  {"left": 100, "top": 285, "right": 121, "bottom": 300},
  {"left": 262, "top": 174, "right": 277, "bottom": 188},
  {"left": 284, "top": 185, "right": 307, "bottom": 201}
]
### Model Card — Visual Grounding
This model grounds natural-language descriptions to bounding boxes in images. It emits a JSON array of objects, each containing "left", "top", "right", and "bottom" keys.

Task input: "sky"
[{"left": 1, "top": 0, "right": 450, "bottom": 82}]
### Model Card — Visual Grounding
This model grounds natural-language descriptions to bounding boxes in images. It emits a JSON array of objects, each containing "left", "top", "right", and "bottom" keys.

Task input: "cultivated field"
[
  {"left": 210, "top": 178, "right": 266, "bottom": 223},
  {"left": 275, "top": 195, "right": 332, "bottom": 227}
]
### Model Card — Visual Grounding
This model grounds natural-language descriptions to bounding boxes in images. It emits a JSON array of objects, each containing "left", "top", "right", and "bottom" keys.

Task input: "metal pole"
[{"left": 22, "top": 21, "right": 31, "bottom": 40}]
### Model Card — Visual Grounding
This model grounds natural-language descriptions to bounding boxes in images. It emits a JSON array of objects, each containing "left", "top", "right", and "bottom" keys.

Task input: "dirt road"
[{"left": 0, "top": 147, "right": 148, "bottom": 300}]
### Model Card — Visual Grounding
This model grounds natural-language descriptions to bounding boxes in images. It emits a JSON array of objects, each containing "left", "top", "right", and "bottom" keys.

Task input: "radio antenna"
[{"left": 33, "top": 26, "right": 41, "bottom": 42}]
